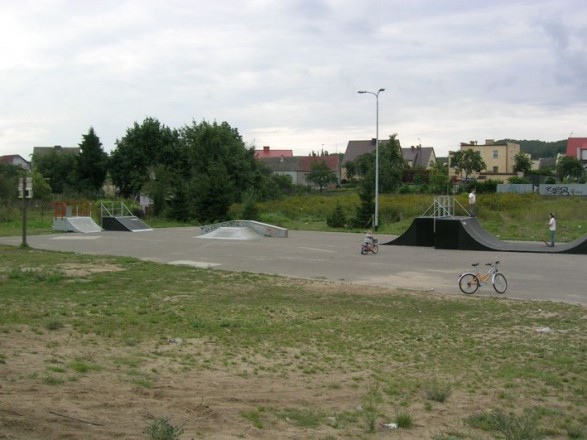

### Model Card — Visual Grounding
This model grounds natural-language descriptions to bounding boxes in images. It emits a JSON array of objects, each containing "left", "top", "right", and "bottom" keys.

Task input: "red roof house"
[
  {"left": 254, "top": 146, "right": 294, "bottom": 159},
  {"left": 566, "top": 137, "right": 587, "bottom": 163}
]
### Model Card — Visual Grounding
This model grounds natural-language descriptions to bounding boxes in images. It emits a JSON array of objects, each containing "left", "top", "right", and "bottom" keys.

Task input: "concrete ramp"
[
  {"left": 53, "top": 216, "right": 102, "bottom": 233},
  {"left": 102, "top": 216, "right": 152, "bottom": 232},
  {"left": 197, "top": 227, "right": 262, "bottom": 240}
]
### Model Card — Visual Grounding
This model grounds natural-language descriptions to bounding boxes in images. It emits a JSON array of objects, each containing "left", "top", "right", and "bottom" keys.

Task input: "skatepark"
[{"left": 0, "top": 223, "right": 585, "bottom": 306}]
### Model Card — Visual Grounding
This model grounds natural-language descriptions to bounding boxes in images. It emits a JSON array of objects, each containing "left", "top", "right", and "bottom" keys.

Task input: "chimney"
[
  {"left": 485, "top": 139, "right": 494, "bottom": 145},
  {"left": 263, "top": 146, "right": 270, "bottom": 152}
]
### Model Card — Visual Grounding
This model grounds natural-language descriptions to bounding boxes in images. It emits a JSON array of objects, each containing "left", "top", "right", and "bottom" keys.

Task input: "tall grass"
[{"left": 1, "top": 192, "right": 586, "bottom": 241}]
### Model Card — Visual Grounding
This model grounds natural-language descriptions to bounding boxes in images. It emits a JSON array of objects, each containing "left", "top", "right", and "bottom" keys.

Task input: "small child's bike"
[
  {"left": 361, "top": 238, "right": 379, "bottom": 255},
  {"left": 458, "top": 261, "right": 507, "bottom": 294}
]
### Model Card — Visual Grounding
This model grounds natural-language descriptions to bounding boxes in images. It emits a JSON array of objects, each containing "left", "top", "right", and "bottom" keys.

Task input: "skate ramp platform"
[
  {"left": 102, "top": 216, "right": 152, "bottom": 232},
  {"left": 53, "top": 216, "right": 102, "bottom": 233},
  {"left": 435, "top": 217, "right": 587, "bottom": 254},
  {"left": 386, "top": 216, "right": 587, "bottom": 254},
  {"left": 197, "top": 227, "right": 263, "bottom": 240},
  {"left": 383, "top": 216, "right": 436, "bottom": 246}
]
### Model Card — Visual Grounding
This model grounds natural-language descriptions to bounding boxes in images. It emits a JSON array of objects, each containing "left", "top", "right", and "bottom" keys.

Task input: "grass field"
[{"left": 1, "top": 245, "right": 585, "bottom": 439}]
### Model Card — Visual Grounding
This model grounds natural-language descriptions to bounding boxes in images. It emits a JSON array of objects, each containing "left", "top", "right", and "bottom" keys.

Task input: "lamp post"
[{"left": 358, "top": 88, "right": 385, "bottom": 230}]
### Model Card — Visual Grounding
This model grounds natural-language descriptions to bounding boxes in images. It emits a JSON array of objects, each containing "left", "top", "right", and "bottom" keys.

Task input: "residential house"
[
  {"left": 254, "top": 146, "right": 293, "bottom": 159},
  {"left": 0, "top": 154, "right": 31, "bottom": 171},
  {"left": 448, "top": 139, "right": 520, "bottom": 182},
  {"left": 32, "top": 145, "right": 80, "bottom": 164},
  {"left": 258, "top": 154, "right": 341, "bottom": 187},
  {"left": 341, "top": 139, "right": 437, "bottom": 181},
  {"left": 566, "top": 137, "right": 587, "bottom": 168}
]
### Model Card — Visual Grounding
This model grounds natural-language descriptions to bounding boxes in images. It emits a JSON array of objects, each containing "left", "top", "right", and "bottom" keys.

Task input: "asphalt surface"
[{"left": 1, "top": 227, "right": 585, "bottom": 306}]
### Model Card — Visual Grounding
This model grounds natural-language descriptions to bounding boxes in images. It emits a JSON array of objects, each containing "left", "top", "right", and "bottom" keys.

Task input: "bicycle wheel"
[
  {"left": 371, "top": 244, "right": 379, "bottom": 254},
  {"left": 492, "top": 273, "right": 507, "bottom": 294},
  {"left": 361, "top": 245, "right": 367, "bottom": 255},
  {"left": 459, "top": 273, "right": 479, "bottom": 294}
]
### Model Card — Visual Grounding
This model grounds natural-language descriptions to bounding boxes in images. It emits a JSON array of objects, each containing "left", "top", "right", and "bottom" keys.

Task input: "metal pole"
[
  {"left": 358, "top": 88, "right": 385, "bottom": 230},
  {"left": 375, "top": 89, "right": 384, "bottom": 230}
]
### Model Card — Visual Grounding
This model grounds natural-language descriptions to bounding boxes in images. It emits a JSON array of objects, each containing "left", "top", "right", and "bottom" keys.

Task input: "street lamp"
[{"left": 358, "top": 88, "right": 385, "bottom": 230}]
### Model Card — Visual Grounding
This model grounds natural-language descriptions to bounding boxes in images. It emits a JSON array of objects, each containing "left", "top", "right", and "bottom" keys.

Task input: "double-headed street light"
[{"left": 358, "top": 88, "right": 385, "bottom": 230}]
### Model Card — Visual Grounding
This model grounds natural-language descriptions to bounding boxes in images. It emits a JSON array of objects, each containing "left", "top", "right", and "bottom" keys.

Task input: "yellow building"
[{"left": 448, "top": 139, "right": 521, "bottom": 182}]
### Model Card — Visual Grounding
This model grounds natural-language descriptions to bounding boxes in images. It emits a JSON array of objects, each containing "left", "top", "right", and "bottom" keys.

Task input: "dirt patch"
[{"left": 0, "top": 282, "right": 561, "bottom": 440}]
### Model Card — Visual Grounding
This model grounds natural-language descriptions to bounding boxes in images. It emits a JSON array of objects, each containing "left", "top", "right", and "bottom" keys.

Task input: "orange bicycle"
[{"left": 458, "top": 261, "right": 507, "bottom": 294}]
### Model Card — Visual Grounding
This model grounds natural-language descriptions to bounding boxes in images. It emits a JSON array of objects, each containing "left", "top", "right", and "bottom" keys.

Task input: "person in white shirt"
[
  {"left": 547, "top": 213, "right": 556, "bottom": 247},
  {"left": 468, "top": 189, "right": 476, "bottom": 217}
]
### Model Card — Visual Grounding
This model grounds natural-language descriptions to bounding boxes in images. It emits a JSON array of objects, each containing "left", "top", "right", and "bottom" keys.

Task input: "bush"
[
  {"left": 144, "top": 416, "right": 184, "bottom": 440},
  {"left": 424, "top": 379, "right": 452, "bottom": 403},
  {"left": 326, "top": 203, "right": 346, "bottom": 228}
]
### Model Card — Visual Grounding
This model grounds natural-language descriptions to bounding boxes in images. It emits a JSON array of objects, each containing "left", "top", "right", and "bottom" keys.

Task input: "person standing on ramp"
[{"left": 468, "top": 188, "right": 476, "bottom": 217}]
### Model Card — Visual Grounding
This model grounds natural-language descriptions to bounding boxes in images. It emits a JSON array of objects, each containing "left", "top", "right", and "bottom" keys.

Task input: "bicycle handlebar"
[{"left": 472, "top": 261, "right": 500, "bottom": 267}]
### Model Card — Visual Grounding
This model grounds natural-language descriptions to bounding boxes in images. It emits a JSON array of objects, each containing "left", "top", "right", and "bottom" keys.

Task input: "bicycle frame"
[{"left": 458, "top": 261, "right": 507, "bottom": 294}]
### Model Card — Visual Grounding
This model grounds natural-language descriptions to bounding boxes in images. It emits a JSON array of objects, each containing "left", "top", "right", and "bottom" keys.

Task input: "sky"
[{"left": 1, "top": 0, "right": 586, "bottom": 160}]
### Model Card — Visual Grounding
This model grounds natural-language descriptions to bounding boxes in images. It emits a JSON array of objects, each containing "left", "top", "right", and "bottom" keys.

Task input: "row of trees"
[{"left": 20, "top": 118, "right": 304, "bottom": 223}]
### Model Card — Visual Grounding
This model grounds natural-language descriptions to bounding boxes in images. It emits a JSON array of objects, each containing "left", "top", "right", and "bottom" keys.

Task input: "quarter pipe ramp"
[
  {"left": 102, "top": 216, "right": 152, "bottom": 232},
  {"left": 53, "top": 216, "right": 102, "bottom": 233},
  {"left": 386, "top": 216, "right": 587, "bottom": 254}
]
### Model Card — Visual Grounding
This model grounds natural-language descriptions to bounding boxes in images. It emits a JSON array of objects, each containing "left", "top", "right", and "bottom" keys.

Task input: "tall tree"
[
  {"left": 451, "top": 149, "right": 486, "bottom": 180},
  {"left": 180, "top": 120, "right": 258, "bottom": 222},
  {"left": 513, "top": 152, "right": 532, "bottom": 175},
  {"left": 74, "top": 127, "right": 108, "bottom": 196},
  {"left": 306, "top": 161, "right": 336, "bottom": 191},
  {"left": 32, "top": 148, "right": 77, "bottom": 194},
  {"left": 556, "top": 156, "right": 584, "bottom": 182},
  {"left": 378, "top": 133, "right": 406, "bottom": 192},
  {"left": 109, "top": 117, "right": 180, "bottom": 198}
]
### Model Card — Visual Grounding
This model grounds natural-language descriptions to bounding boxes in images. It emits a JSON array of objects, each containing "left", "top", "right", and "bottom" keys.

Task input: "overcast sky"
[{"left": 1, "top": 0, "right": 586, "bottom": 160}]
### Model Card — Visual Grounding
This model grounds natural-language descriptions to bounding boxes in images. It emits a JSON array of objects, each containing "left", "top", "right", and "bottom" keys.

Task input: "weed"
[
  {"left": 44, "top": 319, "right": 64, "bottom": 331},
  {"left": 395, "top": 410, "right": 413, "bottom": 428},
  {"left": 424, "top": 378, "right": 452, "bottom": 403},
  {"left": 241, "top": 407, "right": 265, "bottom": 429},
  {"left": 466, "top": 408, "right": 542, "bottom": 440},
  {"left": 567, "top": 424, "right": 586, "bottom": 439},
  {"left": 360, "top": 381, "right": 383, "bottom": 433},
  {"left": 43, "top": 375, "right": 65, "bottom": 385},
  {"left": 144, "top": 416, "right": 184, "bottom": 440},
  {"left": 276, "top": 407, "right": 325, "bottom": 428}
]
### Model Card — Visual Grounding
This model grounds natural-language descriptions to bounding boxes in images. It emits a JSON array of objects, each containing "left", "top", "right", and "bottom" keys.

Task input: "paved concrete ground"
[{"left": 1, "top": 228, "right": 585, "bottom": 306}]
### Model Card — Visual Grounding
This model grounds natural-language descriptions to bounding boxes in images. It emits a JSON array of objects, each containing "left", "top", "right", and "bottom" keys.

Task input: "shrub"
[
  {"left": 395, "top": 411, "right": 413, "bottom": 428},
  {"left": 326, "top": 203, "right": 346, "bottom": 228},
  {"left": 424, "top": 379, "right": 452, "bottom": 403},
  {"left": 465, "top": 409, "right": 541, "bottom": 440},
  {"left": 144, "top": 416, "right": 184, "bottom": 440}
]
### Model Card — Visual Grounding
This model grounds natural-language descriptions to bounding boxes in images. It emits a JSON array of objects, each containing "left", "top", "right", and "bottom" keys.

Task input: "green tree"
[
  {"left": 74, "top": 127, "right": 108, "bottom": 196},
  {"left": 350, "top": 134, "right": 406, "bottom": 193},
  {"left": 513, "top": 152, "right": 532, "bottom": 175},
  {"left": 0, "top": 163, "right": 23, "bottom": 216},
  {"left": 181, "top": 120, "right": 259, "bottom": 222},
  {"left": 344, "top": 160, "right": 357, "bottom": 181},
  {"left": 109, "top": 117, "right": 180, "bottom": 198},
  {"left": 556, "top": 156, "right": 584, "bottom": 182},
  {"left": 353, "top": 173, "right": 375, "bottom": 228},
  {"left": 428, "top": 160, "right": 449, "bottom": 191},
  {"left": 32, "top": 148, "right": 77, "bottom": 194},
  {"left": 378, "top": 134, "right": 406, "bottom": 192},
  {"left": 306, "top": 160, "right": 337, "bottom": 191},
  {"left": 326, "top": 202, "right": 346, "bottom": 228},
  {"left": 451, "top": 149, "right": 486, "bottom": 180},
  {"left": 449, "top": 150, "right": 464, "bottom": 179}
]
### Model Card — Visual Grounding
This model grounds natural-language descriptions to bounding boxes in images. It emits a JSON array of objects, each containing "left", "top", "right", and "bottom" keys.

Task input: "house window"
[
  {"left": 493, "top": 166, "right": 499, "bottom": 173},
  {"left": 493, "top": 150, "right": 499, "bottom": 159}
]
